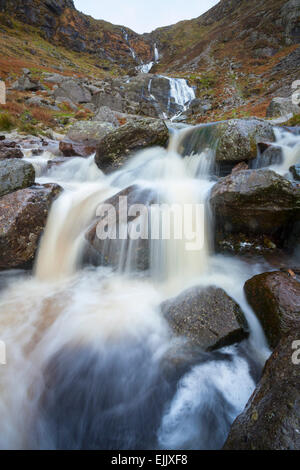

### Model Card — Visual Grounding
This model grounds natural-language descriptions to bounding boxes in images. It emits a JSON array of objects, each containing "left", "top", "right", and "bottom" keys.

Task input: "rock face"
[
  {"left": 59, "top": 121, "right": 115, "bottom": 157},
  {"left": 266, "top": 97, "right": 300, "bottom": 118},
  {"left": 0, "top": 159, "right": 35, "bottom": 198},
  {"left": 161, "top": 286, "right": 249, "bottom": 351},
  {"left": 0, "top": 0, "right": 152, "bottom": 63},
  {"left": 244, "top": 271, "right": 300, "bottom": 349},
  {"left": 0, "top": 183, "right": 62, "bottom": 269},
  {"left": 223, "top": 330, "right": 300, "bottom": 450},
  {"left": 210, "top": 169, "right": 300, "bottom": 253},
  {"left": 85, "top": 185, "right": 157, "bottom": 271},
  {"left": 94, "top": 118, "right": 169, "bottom": 172}
]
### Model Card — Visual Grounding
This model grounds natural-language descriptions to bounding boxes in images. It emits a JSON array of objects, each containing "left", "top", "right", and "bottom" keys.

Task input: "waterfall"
[
  {"left": 154, "top": 44, "right": 159, "bottom": 62},
  {"left": 165, "top": 77, "right": 195, "bottom": 111},
  {"left": 0, "top": 125, "right": 270, "bottom": 450}
]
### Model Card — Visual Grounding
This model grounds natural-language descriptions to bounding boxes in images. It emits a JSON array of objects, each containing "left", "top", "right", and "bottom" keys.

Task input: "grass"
[{"left": 0, "top": 112, "right": 15, "bottom": 131}]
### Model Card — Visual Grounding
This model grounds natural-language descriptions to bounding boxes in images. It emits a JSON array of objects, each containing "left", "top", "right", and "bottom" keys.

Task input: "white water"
[
  {"left": 165, "top": 77, "right": 195, "bottom": 112},
  {"left": 0, "top": 125, "right": 278, "bottom": 450}
]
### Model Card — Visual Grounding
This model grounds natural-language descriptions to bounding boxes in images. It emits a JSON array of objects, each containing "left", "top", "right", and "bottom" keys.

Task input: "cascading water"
[{"left": 0, "top": 125, "right": 275, "bottom": 450}]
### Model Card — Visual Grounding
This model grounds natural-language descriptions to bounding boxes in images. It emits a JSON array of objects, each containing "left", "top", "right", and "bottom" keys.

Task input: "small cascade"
[{"left": 272, "top": 127, "right": 300, "bottom": 175}]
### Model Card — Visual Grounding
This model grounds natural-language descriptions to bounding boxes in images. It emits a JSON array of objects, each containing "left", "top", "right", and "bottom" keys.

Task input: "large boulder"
[
  {"left": 244, "top": 271, "right": 300, "bottom": 349},
  {"left": 223, "top": 330, "right": 300, "bottom": 450},
  {"left": 210, "top": 169, "right": 300, "bottom": 253},
  {"left": 85, "top": 185, "right": 157, "bottom": 271},
  {"left": 53, "top": 79, "right": 92, "bottom": 104},
  {"left": 266, "top": 97, "right": 300, "bottom": 118},
  {"left": 0, "top": 183, "right": 62, "bottom": 269},
  {"left": 59, "top": 121, "right": 115, "bottom": 157},
  {"left": 94, "top": 118, "right": 169, "bottom": 172},
  {"left": 180, "top": 119, "right": 275, "bottom": 165},
  {"left": 0, "top": 159, "right": 35, "bottom": 198},
  {"left": 161, "top": 286, "right": 249, "bottom": 351}
]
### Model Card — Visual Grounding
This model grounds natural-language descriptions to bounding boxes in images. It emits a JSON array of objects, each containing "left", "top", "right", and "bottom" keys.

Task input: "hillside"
[{"left": 0, "top": 0, "right": 299, "bottom": 129}]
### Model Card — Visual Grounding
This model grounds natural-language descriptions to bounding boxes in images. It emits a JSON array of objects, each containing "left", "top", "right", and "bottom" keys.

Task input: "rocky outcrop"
[
  {"left": 59, "top": 121, "right": 115, "bottom": 157},
  {"left": 210, "top": 169, "right": 300, "bottom": 253},
  {"left": 94, "top": 118, "right": 169, "bottom": 172},
  {"left": 0, "top": 0, "right": 152, "bottom": 64},
  {"left": 223, "top": 330, "right": 300, "bottom": 450},
  {"left": 161, "top": 285, "right": 249, "bottom": 351},
  {"left": 0, "top": 159, "right": 35, "bottom": 198},
  {"left": 266, "top": 97, "right": 300, "bottom": 118},
  {"left": 0, "top": 183, "right": 62, "bottom": 269},
  {"left": 244, "top": 271, "right": 300, "bottom": 348},
  {"left": 85, "top": 185, "right": 157, "bottom": 271},
  {"left": 11, "top": 71, "right": 42, "bottom": 92}
]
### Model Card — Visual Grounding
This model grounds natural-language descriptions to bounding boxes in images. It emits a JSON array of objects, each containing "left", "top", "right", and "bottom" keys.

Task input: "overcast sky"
[{"left": 74, "top": 0, "right": 219, "bottom": 34}]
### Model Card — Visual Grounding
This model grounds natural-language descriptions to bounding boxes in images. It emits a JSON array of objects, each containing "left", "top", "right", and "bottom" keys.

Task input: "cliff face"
[{"left": 0, "top": 0, "right": 153, "bottom": 64}]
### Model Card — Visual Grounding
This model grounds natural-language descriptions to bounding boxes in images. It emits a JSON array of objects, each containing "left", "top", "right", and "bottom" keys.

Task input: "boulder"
[
  {"left": 53, "top": 79, "right": 92, "bottom": 104},
  {"left": 180, "top": 119, "right": 275, "bottom": 165},
  {"left": 244, "top": 271, "right": 300, "bottom": 349},
  {"left": 0, "top": 183, "right": 62, "bottom": 269},
  {"left": 161, "top": 286, "right": 249, "bottom": 351},
  {"left": 85, "top": 185, "right": 157, "bottom": 271},
  {"left": 210, "top": 169, "right": 300, "bottom": 253},
  {"left": 11, "top": 74, "right": 41, "bottom": 92},
  {"left": 59, "top": 121, "right": 115, "bottom": 157},
  {"left": 0, "top": 159, "right": 35, "bottom": 198},
  {"left": 94, "top": 118, "right": 169, "bottom": 172},
  {"left": 266, "top": 97, "right": 300, "bottom": 118},
  {"left": 223, "top": 330, "right": 300, "bottom": 450}
]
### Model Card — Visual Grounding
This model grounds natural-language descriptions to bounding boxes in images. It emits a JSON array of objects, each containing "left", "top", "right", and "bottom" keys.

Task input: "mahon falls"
[{"left": 0, "top": 0, "right": 299, "bottom": 452}]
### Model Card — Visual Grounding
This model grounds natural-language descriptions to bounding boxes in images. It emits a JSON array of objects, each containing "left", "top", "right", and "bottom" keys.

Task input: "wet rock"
[
  {"left": 85, "top": 185, "right": 157, "bottom": 271},
  {"left": 210, "top": 169, "right": 300, "bottom": 252},
  {"left": 0, "top": 146, "right": 24, "bottom": 159},
  {"left": 53, "top": 79, "right": 92, "bottom": 104},
  {"left": 60, "top": 121, "right": 115, "bottom": 157},
  {"left": 94, "top": 118, "right": 169, "bottom": 172},
  {"left": 161, "top": 286, "right": 249, "bottom": 351},
  {"left": 231, "top": 162, "right": 249, "bottom": 174},
  {"left": 0, "top": 183, "right": 63, "bottom": 269},
  {"left": 252, "top": 144, "right": 283, "bottom": 169},
  {"left": 216, "top": 119, "right": 275, "bottom": 163},
  {"left": 180, "top": 119, "right": 275, "bottom": 165},
  {"left": 223, "top": 330, "right": 300, "bottom": 450},
  {"left": 290, "top": 164, "right": 300, "bottom": 181},
  {"left": 266, "top": 97, "right": 300, "bottom": 118},
  {"left": 0, "top": 159, "right": 35, "bottom": 198},
  {"left": 244, "top": 271, "right": 300, "bottom": 348}
]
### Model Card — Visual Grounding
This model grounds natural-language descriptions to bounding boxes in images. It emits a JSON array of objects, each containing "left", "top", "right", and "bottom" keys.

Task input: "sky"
[{"left": 74, "top": 0, "right": 219, "bottom": 34}]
